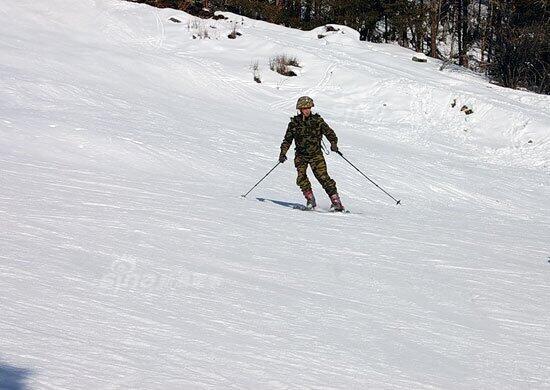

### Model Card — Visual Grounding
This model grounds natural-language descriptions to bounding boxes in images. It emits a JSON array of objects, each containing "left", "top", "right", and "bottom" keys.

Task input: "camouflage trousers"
[{"left": 294, "top": 154, "right": 338, "bottom": 196}]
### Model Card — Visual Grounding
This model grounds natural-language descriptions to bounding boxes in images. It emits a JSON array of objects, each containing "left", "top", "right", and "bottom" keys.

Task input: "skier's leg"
[
  {"left": 295, "top": 156, "right": 316, "bottom": 207},
  {"left": 311, "top": 154, "right": 343, "bottom": 210},
  {"left": 295, "top": 156, "right": 312, "bottom": 193},
  {"left": 310, "top": 154, "right": 337, "bottom": 196}
]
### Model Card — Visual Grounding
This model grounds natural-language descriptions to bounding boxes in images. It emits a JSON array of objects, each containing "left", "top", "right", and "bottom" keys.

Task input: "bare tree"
[{"left": 428, "top": 0, "right": 443, "bottom": 58}]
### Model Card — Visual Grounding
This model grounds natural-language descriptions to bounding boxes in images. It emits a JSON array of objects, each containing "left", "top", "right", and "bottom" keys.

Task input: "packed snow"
[{"left": 1, "top": 0, "right": 549, "bottom": 389}]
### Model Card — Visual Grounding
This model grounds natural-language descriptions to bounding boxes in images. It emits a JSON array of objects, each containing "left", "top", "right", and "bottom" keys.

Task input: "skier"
[{"left": 279, "top": 96, "right": 345, "bottom": 211}]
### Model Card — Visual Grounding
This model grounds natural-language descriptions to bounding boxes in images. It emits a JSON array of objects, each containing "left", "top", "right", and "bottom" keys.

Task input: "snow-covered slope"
[{"left": 1, "top": 1, "right": 549, "bottom": 389}]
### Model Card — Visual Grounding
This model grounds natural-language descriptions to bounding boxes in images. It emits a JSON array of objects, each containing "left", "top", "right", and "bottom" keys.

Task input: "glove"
[
  {"left": 279, "top": 154, "right": 287, "bottom": 163},
  {"left": 330, "top": 143, "right": 339, "bottom": 153}
]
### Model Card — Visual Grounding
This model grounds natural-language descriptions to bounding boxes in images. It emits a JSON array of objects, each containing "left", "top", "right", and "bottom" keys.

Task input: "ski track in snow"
[{"left": 1, "top": 1, "right": 549, "bottom": 389}]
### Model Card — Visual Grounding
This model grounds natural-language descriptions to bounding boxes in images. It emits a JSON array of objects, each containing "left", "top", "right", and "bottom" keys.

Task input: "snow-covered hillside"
[{"left": 1, "top": 0, "right": 549, "bottom": 389}]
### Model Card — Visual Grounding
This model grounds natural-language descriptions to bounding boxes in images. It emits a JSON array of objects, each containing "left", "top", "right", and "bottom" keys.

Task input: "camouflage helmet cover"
[{"left": 296, "top": 96, "right": 315, "bottom": 109}]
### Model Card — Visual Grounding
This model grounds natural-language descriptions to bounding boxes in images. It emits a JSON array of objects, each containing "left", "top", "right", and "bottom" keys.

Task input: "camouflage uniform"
[{"left": 280, "top": 113, "right": 339, "bottom": 196}]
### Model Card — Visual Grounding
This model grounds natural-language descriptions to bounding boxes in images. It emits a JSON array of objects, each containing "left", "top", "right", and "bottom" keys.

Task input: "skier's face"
[{"left": 300, "top": 108, "right": 311, "bottom": 117}]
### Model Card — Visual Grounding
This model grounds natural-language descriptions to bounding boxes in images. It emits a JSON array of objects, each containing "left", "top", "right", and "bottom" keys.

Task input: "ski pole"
[
  {"left": 336, "top": 151, "right": 401, "bottom": 205},
  {"left": 241, "top": 162, "right": 281, "bottom": 198}
]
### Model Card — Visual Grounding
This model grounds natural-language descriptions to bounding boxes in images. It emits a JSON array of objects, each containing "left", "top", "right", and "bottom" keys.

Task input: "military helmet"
[{"left": 296, "top": 96, "right": 314, "bottom": 109}]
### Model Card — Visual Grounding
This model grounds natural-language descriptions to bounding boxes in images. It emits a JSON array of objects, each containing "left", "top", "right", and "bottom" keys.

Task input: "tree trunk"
[
  {"left": 419, "top": 0, "right": 425, "bottom": 52},
  {"left": 303, "top": 0, "right": 312, "bottom": 23},
  {"left": 295, "top": 0, "right": 301, "bottom": 22},
  {"left": 385, "top": 14, "right": 388, "bottom": 43},
  {"left": 485, "top": 0, "right": 493, "bottom": 65},
  {"left": 462, "top": 0, "right": 469, "bottom": 66},
  {"left": 457, "top": 0, "right": 463, "bottom": 65},
  {"left": 314, "top": 0, "right": 321, "bottom": 22},
  {"left": 477, "top": 0, "right": 482, "bottom": 35},
  {"left": 429, "top": 0, "right": 441, "bottom": 58}
]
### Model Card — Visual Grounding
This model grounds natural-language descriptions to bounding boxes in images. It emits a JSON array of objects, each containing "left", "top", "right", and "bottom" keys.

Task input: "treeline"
[{"left": 133, "top": 0, "right": 549, "bottom": 94}]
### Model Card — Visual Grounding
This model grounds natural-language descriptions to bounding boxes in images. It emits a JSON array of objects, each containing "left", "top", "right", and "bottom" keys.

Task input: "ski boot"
[
  {"left": 329, "top": 193, "right": 345, "bottom": 212},
  {"left": 303, "top": 189, "right": 317, "bottom": 210}
]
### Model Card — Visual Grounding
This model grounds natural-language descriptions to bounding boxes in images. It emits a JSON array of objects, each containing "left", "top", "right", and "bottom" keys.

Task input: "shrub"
[
  {"left": 250, "top": 60, "right": 261, "bottom": 83},
  {"left": 269, "top": 54, "right": 300, "bottom": 77},
  {"left": 188, "top": 18, "right": 210, "bottom": 39},
  {"left": 228, "top": 23, "right": 239, "bottom": 39},
  {"left": 198, "top": 26, "right": 209, "bottom": 38},
  {"left": 187, "top": 18, "right": 200, "bottom": 30}
]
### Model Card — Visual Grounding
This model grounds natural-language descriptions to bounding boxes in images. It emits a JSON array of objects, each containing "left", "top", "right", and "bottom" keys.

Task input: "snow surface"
[{"left": 1, "top": 1, "right": 550, "bottom": 389}]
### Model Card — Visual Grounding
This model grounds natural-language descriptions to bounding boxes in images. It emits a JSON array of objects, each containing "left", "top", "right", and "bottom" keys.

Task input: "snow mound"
[{"left": 309, "top": 24, "right": 362, "bottom": 46}]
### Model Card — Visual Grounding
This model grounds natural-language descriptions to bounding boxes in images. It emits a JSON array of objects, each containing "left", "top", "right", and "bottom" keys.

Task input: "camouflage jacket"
[{"left": 280, "top": 113, "right": 338, "bottom": 157}]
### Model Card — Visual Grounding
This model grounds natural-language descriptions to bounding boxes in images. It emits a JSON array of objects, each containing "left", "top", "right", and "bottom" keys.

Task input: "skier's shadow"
[
  {"left": 256, "top": 197, "right": 303, "bottom": 210},
  {"left": 0, "top": 361, "right": 32, "bottom": 390}
]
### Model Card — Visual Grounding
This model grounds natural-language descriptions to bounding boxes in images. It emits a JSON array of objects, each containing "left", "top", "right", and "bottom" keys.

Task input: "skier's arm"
[
  {"left": 280, "top": 122, "right": 294, "bottom": 157},
  {"left": 320, "top": 119, "right": 338, "bottom": 148}
]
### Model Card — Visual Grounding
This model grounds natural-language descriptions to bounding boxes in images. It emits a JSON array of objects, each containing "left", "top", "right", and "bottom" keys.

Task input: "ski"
[{"left": 293, "top": 205, "right": 350, "bottom": 214}]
